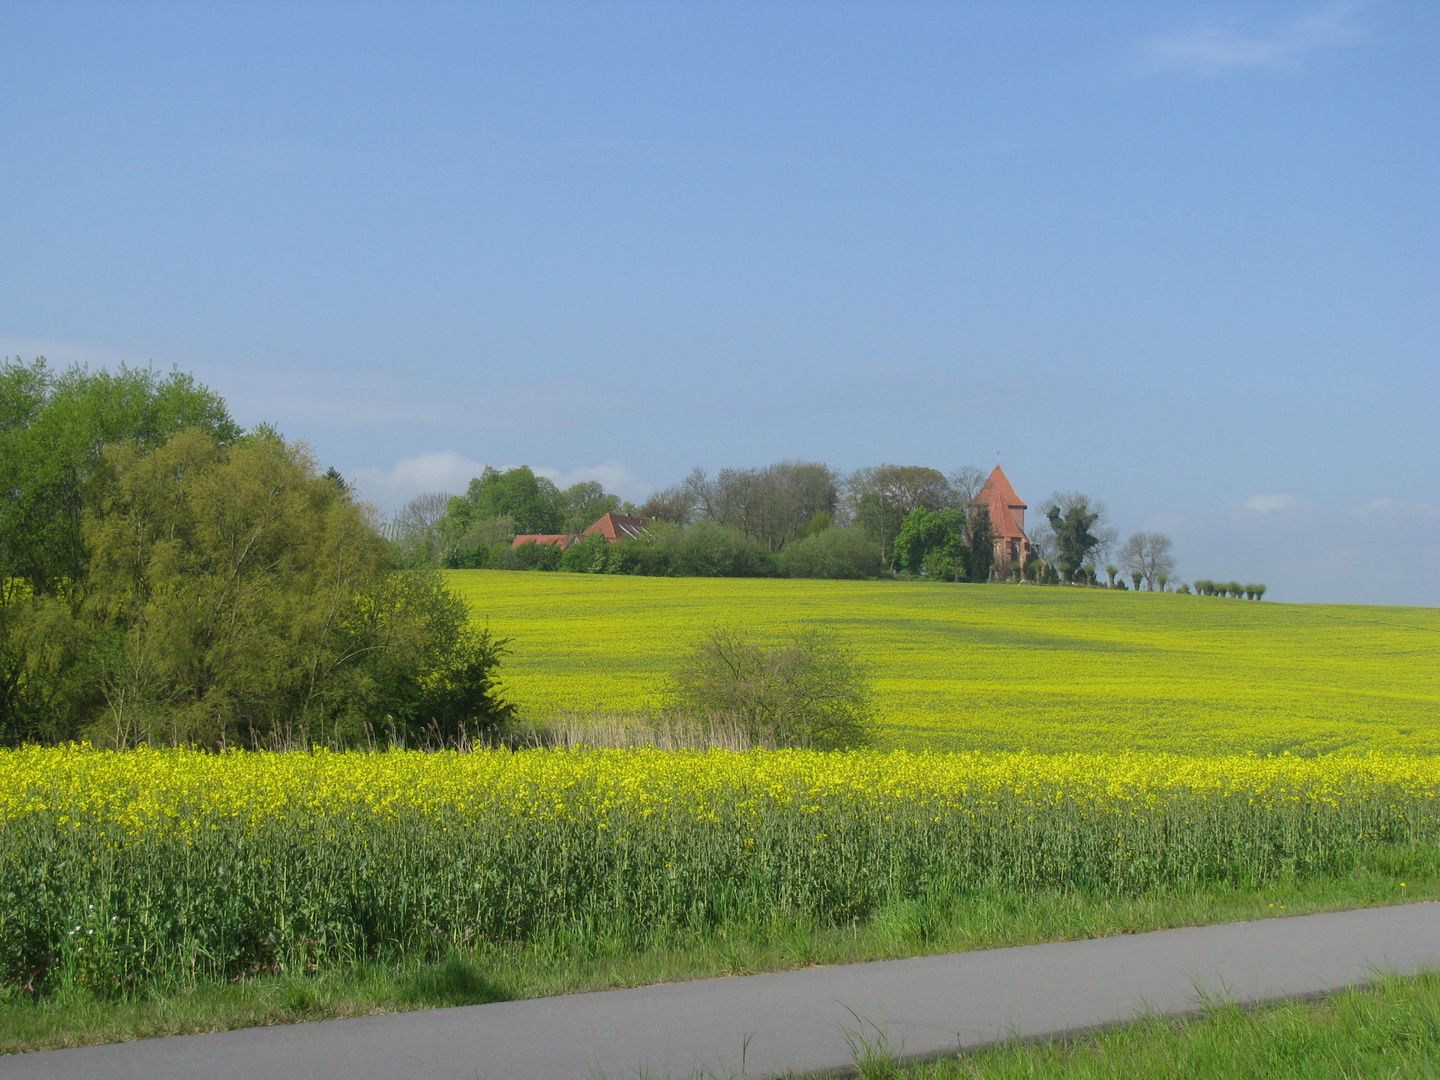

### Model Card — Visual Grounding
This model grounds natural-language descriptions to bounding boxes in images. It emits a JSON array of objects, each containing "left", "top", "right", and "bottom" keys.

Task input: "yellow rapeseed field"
[
  {"left": 447, "top": 571, "right": 1440, "bottom": 754},
  {"left": 3, "top": 745, "right": 1437, "bottom": 991}
]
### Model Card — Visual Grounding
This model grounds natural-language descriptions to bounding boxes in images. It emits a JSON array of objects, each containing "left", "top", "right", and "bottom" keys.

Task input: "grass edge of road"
[
  {"left": 2, "top": 849, "right": 1435, "bottom": 1057},
  {"left": 862, "top": 968, "right": 1440, "bottom": 1080}
]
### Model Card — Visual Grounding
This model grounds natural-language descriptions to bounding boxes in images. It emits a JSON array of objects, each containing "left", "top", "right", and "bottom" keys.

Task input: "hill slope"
[{"left": 448, "top": 571, "right": 1440, "bottom": 754}]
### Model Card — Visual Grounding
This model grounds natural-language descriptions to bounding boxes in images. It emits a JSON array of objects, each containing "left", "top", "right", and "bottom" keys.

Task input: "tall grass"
[
  {"left": 3, "top": 746, "right": 1437, "bottom": 996},
  {"left": 505, "top": 711, "right": 758, "bottom": 750}
]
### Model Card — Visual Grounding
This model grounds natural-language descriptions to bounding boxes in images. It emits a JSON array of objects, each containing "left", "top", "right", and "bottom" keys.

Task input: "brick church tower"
[{"left": 970, "top": 464, "right": 1033, "bottom": 577}]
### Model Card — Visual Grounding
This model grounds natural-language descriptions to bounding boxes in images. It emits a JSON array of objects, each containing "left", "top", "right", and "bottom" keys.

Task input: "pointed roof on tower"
[
  {"left": 977, "top": 464, "right": 1024, "bottom": 511},
  {"left": 971, "top": 464, "right": 1028, "bottom": 541}
]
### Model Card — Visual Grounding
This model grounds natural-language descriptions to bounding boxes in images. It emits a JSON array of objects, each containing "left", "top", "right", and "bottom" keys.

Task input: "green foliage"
[
  {"left": 436, "top": 468, "right": 638, "bottom": 567},
  {"left": 465, "top": 465, "right": 563, "bottom": 533},
  {"left": 586, "top": 521, "right": 776, "bottom": 579},
  {"left": 2, "top": 411, "right": 512, "bottom": 747},
  {"left": 439, "top": 466, "right": 563, "bottom": 565},
  {"left": 605, "top": 533, "right": 671, "bottom": 575},
  {"left": 661, "top": 521, "right": 777, "bottom": 577},
  {"left": 0, "top": 360, "right": 243, "bottom": 742},
  {"left": 441, "top": 515, "right": 518, "bottom": 569},
  {"left": 777, "top": 526, "right": 883, "bottom": 579},
  {"left": 847, "top": 465, "right": 954, "bottom": 569},
  {"left": 1191, "top": 579, "right": 1263, "bottom": 600},
  {"left": 558, "top": 531, "right": 612, "bottom": 573},
  {"left": 964, "top": 504, "right": 995, "bottom": 583},
  {"left": 1043, "top": 494, "right": 1104, "bottom": 583},
  {"left": 0, "top": 358, "right": 239, "bottom": 594},
  {"left": 894, "top": 508, "right": 966, "bottom": 578},
  {"left": 670, "top": 627, "right": 874, "bottom": 748},
  {"left": 892, "top": 505, "right": 994, "bottom": 584},
  {"left": 557, "top": 481, "right": 625, "bottom": 534},
  {"left": 509, "top": 539, "right": 564, "bottom": 572}
]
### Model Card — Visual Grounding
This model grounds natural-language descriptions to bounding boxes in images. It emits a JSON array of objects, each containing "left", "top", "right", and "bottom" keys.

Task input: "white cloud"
[
  {"left": 1244, "top": 493, "right": 1300, "bottom": 513},
  {"left": 1139, "top": 3, "right": 1365, "bottom": 76},
  {"left": 350, "top": 451, "right": 486, "bottom": 508},
  {"left": 532, "top": 462, "right": 653, "bottom": 504}
]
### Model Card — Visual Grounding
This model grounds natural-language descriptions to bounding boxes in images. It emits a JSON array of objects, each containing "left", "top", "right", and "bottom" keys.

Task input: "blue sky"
[{"left": 2, "top": 2, "right": 1435, "bottom": 605}]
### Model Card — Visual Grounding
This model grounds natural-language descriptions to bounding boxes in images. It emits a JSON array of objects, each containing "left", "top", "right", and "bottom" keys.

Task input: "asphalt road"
[{"left": 4, "top": 903, "right": 1437, "bottom": 1080}]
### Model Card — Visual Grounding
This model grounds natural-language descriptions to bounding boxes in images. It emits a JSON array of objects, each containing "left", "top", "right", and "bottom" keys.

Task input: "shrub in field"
[
  {"left": 509, "top": 539, "right": 564, "bottom": 571},
  {"left": 670, "top": 627, "right": 874, "bottom": 749},
  {"left": 3, "top": 746, "right": 1437, "bottom": 995},
  {"left": 776, "top": 526, "right": 883, "bottom": 580},
  {"left": 664, "top": 522, "right": 778, "bottom": 578},
  {"left": 558, "top": 532, "right": 611, "bottom": 573}
]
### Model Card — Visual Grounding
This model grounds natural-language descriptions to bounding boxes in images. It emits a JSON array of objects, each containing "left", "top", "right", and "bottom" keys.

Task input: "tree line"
[
  {"left": 0, "top": 359, "right": 512, "bottom": 748},
  {"left": 393, "top": 462, "right": 1226, "bottom": 593},
  {"left": 397, "top": 461, "right": 1269, "bottom": 598},
  {"left": 394, "top": 462, "right": 991, "bottom": 581}
]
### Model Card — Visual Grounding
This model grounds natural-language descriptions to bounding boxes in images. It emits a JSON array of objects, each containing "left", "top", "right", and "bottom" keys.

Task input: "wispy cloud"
[
  {"left": 1245, "top": 493, "right": 1301, "bottom": 513},
  {"left": 350, "top": 453, "right": 652, "bottom": 514},
  {"left": 1139, "top": 3, "right": 1365, "bottom": 77},
  {"left": 532, "top": 462, "right": 652, "bottom": 504},
  {"left": 350, "top": 451, "right": 485, "bottom": 505},
  {"left": 1352, "top": 498, "right": 1440, "bottom": 526}
]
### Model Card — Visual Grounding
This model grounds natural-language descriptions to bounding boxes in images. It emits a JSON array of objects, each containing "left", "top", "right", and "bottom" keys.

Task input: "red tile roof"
[
  {"left": 579, "top": 512, "right": 650, "bottom": 543},
  {"left": 971, "top": 464, "right": 1028, "bottom": 540},
  {"left": 512, "top": 533, "right": 576, "bottom": 550}
]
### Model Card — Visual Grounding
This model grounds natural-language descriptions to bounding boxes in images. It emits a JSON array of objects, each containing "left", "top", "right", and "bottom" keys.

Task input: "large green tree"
[
  {"left": 0, "top": 360, "right": 512, "bottom": 747},
  {"left": 558, "top": 480, "right": 625, "bottom": 534},
  {"left": 963, "top": 504, "right": 995, "bottom": 583},
  {"left": 893, "top": 507, "right": 966, "bottom": 578},
  {"left": 1042, "top": 492, "right": 1107, "bottom": 583},
  {"left": 439, "top": 465, "right": 566, "bottom": 566},
  {"left": 845, "top": 465, "right": 954, "bottom": 569},
  {"left": 460, "top": 466, "right": 563, "bottom": 534},
  {"left": 14, "top": 428, "right": 512, "bottom": 747},
  {"left": 1, "top": 360, "right": 242, "bottom": 741},
  {"left": 892, "top": 504, "right": 996, "bottom": 583},
  {"left": 0, "top": 359, "right": 239, "bottom": 595}
]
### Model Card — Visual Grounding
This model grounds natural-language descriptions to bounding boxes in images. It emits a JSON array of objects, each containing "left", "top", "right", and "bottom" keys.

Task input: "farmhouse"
[
  {"left": 580, "top": 512, "right": 650, "bottom": 543},
  {"left": 512, "top": 512, "right": 651, "bottom": 551},
  {"left": 971, "top": 464, "right": 1034, "bottom": 577}
]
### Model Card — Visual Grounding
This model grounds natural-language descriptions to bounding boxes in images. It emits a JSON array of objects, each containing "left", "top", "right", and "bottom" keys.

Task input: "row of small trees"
[{"left": 1193, "top": 580, "right": 1268, "bottom": 600}]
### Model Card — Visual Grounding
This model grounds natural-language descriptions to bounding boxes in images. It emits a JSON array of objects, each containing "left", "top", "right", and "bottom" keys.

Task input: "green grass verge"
[
  {"left": 2, "top": 850, "right": 1432, "bottom": 1056},
  {"left": 448, "top": 570, "right": 1440, "bottom": 754},
  {"left": 883, "top": 969, "right": 1440, "bottom": 1080}
]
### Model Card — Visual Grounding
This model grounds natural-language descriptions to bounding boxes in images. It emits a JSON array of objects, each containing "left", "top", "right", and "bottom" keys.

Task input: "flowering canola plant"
[{"left": 3, "top": 745, "right": 1438, "bottom": 992}]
